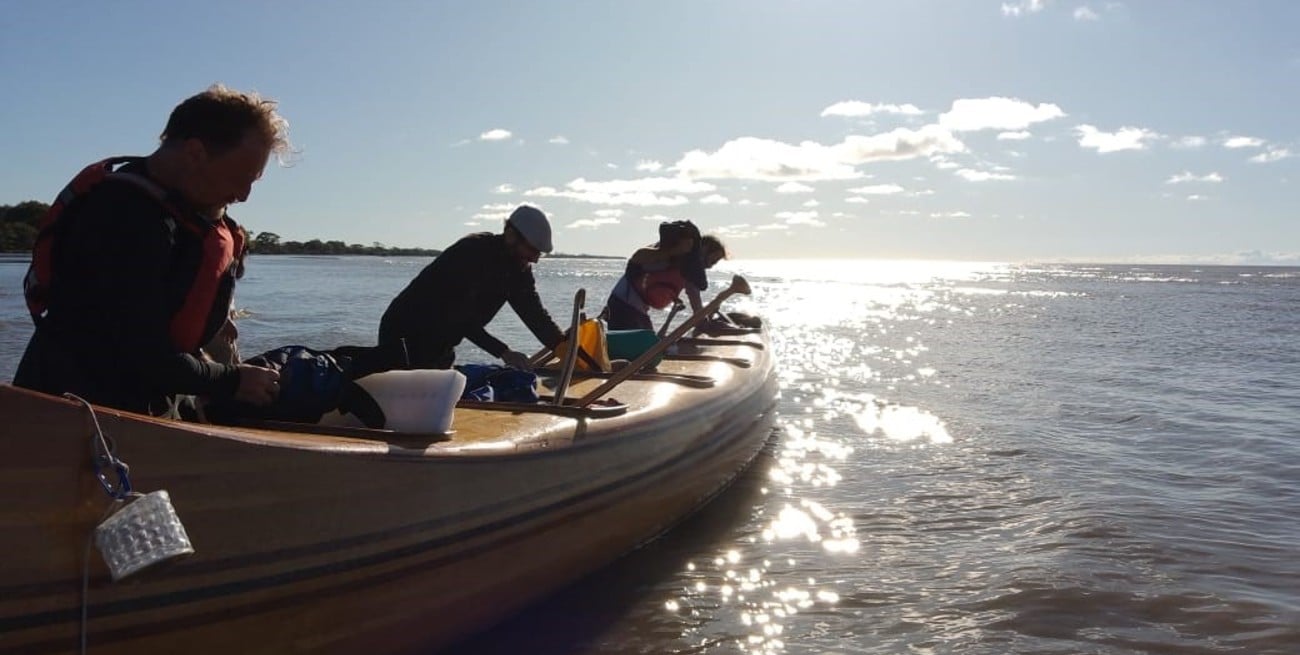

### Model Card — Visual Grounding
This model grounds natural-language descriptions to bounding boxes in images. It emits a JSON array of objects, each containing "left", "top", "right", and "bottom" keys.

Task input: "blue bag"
[{"left": 455, "top": 364, "right": 540, "bottom": 403}]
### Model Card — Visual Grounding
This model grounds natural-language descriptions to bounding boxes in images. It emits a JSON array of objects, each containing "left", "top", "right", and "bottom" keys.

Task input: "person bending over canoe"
[
  {"left": 603, "top": 220, "right": 728, "bottom": 331},
  {"left": 378, "top": 205, "right": 566, "bottom": 372},
  {"left": 15, "top": 84, "right": 288, "bottom": 417}
]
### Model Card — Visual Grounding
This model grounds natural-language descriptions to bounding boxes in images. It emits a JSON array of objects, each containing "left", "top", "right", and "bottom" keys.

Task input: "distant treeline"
[
  {"left": 2, "top": 200, "right": 616, "bottom": 259},
  {"left": 0, "top": 200, "right": 441, "bottom": 256},
  {"left": 245, "top": 231, "right": 441, "bottom": 257},
  {"left": 0, "top": 201, "right": 42, "bottom": 252}
]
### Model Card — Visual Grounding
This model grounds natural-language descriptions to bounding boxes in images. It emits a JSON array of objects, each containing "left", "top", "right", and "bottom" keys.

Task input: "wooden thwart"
[
  {"left": 664, "top": 354, "right": 752, "bottom": 368},
  {"left": 677, "top": 337, "right": 765, "bottom": 350},
  {"left": 535, "top": 366, "right": 716, "bottom": 389},
  {"left": 457, "top": 398, "right": 627, "bottom": 418}
]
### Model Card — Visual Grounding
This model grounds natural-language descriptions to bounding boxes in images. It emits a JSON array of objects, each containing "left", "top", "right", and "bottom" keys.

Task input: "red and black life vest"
[
  {"left": 23, "top": 156, "right": 245, "bottom": 353},
  {"left": 636, "top": 266, "right": 689, "bottom": 309}
]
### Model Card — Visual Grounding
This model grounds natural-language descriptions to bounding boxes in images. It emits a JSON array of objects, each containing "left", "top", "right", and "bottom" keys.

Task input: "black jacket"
[
  {"left": 378, "top": 232, "right": 564, "bottom": 368},
  {"left": 14, "top": 160, "right": 241, "bottom": 415}
]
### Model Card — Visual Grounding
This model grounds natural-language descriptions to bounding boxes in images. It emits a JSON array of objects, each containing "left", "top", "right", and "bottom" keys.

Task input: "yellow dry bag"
[{"left": 554, "top": 318, "right": 611, "bottom": 371}]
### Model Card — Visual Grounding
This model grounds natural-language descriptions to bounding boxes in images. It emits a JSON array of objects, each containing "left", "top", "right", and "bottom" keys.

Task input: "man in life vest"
[
  {"left": 378, "top": 205, "right": 567, "bottom": 371},
  {"left": 603, "top": 221, "right": 728, "bottom": 331},
  {"left": 14, "top": 84, "right": 288, "bottom": 417}
]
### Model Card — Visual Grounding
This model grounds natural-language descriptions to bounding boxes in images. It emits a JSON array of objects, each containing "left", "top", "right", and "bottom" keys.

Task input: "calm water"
[{"left": 2, "top": 255, "right": 1298, "bottom": 654}]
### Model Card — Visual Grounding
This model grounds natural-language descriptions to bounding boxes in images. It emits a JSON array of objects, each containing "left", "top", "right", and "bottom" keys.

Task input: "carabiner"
[{"left": 94, "top": 454, "right": 132, "bottom": 500}]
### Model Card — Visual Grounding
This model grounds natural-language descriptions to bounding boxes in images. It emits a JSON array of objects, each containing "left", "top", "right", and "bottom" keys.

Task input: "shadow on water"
[{"left": 443, "top": 431, "right": 782, "bottom": 654}]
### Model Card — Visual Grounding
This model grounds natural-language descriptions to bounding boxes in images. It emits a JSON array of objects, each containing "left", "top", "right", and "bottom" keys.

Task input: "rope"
[
  {"left": 81, "top": 500, "right": 128, "bottom": 654},
  {"left": 63, "top": 393, "right": 132, "bottom": 499},
  {"left": 62, "top": 393, "right": 138, "bottom": 653}
]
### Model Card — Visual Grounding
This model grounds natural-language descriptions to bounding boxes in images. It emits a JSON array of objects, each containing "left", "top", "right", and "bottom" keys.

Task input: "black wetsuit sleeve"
[
  {"left": 464, "top": 326, "right": 508, "bottom": 359},
  {"left": 508, "top": 271, "right": 566, "bottom": 351},
  {"left": 76, "top": 186, "right": 240, "bottom": 398}
]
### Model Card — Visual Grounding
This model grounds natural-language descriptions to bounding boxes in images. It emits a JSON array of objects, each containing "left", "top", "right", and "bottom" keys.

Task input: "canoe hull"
[{"left": 1, "top": 332, "right": 777, "bottom": 654}]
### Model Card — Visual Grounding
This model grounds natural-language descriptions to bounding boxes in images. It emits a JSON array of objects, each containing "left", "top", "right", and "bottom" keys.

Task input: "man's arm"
[
  {"left": 507, "top": 272, "right": 565, "bottom": 351},
  {"left": 686, "top": 286, "right": 705, "bottom": 313},
  {"left": 464, "top": 326, "right": 508, "bottom": 359}
]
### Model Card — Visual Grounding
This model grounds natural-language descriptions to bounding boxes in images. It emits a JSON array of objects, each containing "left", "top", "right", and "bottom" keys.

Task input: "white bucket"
[
  {"left": 341, "top": 369, "right": 466, "bottom": 433},
  {"left": 94, "top": 490, "right": 194, "bottom": 581}
]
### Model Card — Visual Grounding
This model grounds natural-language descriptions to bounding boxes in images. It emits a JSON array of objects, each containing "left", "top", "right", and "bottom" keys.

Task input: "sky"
[{"left": 2, "top": 1, "right": 1297, "bottom": 264}]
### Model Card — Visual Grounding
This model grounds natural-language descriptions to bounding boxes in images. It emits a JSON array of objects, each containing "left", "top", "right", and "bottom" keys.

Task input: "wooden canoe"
[{"left": 0, "top": 327, "right": 777, "bottom": 654}]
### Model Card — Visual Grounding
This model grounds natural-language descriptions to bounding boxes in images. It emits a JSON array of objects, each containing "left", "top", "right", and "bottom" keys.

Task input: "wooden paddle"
[
  {"left": 575, "top": 275, "right": 752, "bottom": 407},
  {"left": 552, "top": 289, "right": 585, "bottom": 405}
]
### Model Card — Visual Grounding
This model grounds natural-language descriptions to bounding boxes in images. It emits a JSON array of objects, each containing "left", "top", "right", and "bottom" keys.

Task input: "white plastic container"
[
  {"left": 324, "top": 369, "right": 466, "bottom": 433},
  {"left": 94, "top": 490, "right": 195, "bottom": 581}
]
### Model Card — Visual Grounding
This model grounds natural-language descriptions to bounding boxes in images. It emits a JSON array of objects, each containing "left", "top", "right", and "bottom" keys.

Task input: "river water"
[{"left": 1, "top": 255, "right": 1297, "bottom": 654}]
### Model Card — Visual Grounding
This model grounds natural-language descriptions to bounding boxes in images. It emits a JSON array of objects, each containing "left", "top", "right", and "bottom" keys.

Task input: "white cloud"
[
  {"left": 548, "top": 135, "right": 570, "bottom": 145},
  {"left": 699, "top": 194, "right": 731, "bottom": 205},
  {"left": 594, "top": 208, "right": 625, "bottom": 218},
  {"left": 480, "top": 128, "right": 512, "bottom": 141},
  {"left": 1074, "top": 124, "right": 1160, "bottom": 153},
  {"left": 1002, "top": 1, "right": 1047, "bottom": 18},
  {"left": 998, "top": 131, "right": 1033, "bottom": 141},
  {"left": 1166, "top": 171, "right": 1223, "bottom": 184},
  {"left": 715, "top": 223, "right": 761, "bottom": 240},
  {"left": 1186, "top": 194, "right": 1206, "bottom": 201},
  {"left": 1250, "top": 148, "right": 1293, "bottom": 163},
  {"left": 674, "top": 127, "right": 965, "bottom": 182},
  {"left": 821, "top": 101, "right": 924, "bottom": 118},
  {"left": 1223, "top": 136, "right": 1264, "bottom": 149},
  {"left": 836, "top": 125, "right": 968, "bottom": 163},
  {"left": 524, "top": 176, "right": 715, "bottom": 206},
  {"left": 956, "top": 168, "right": 1017, "bottom": 182},
  {"left": 939, "top": 97, "right": 1066, "bottom": 132},
  {"left": 776, "top": 181, "right": 815, "bottom": 193},
  {"left": 1171, "top": 136, "right": 1208, "bottom": 149},
  {"left": 757, "top": 223, "right": 791, "bottom": 231},
  {"left": 845, "top": 196, "right": 871, "bottom": 204},
  {"left": 567, "top": 216, "right": 622, "bottom": 229},
  {"left": 640, "top": 214, "right": 678, "bottom": 223},
  {"left": 847, "top": 183, "right": 905, "bottom": 195},
  {"left": 675, "top": 137, "right": 859, "bottom": 181},
  {"left": 1073, "top": 6, "right": 1100, "bottom": 20},
  {"left": 930, "top": 211, "right": 972, "bottom": 218},
  {"left": 492, "top": 184, "right": 515, "bottom": 194},
  {"left": 776, "top": 210, "right": 825, "bottom": 227},
  {"left": 803, "top": 199, "right": 820, "bottom": 207},
  {"left": 636, "top": 160, "right": 664, "bottom": 172}
]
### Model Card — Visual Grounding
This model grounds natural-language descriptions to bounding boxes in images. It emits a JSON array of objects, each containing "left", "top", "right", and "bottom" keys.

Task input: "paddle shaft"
[
  {"left": 657, "top": 297, "right": 686, "bottom": 338},
  {"left": 552, "top": 289, "right": 585, "bottom": 405},
  {"left": 576, "top": 275, "right": 750, "bottom": 407}
]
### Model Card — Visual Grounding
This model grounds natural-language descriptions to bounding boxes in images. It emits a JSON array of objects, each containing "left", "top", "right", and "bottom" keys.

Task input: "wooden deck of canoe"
[{"left": 0, "top": 329, "right": 777, "bottom": 654}]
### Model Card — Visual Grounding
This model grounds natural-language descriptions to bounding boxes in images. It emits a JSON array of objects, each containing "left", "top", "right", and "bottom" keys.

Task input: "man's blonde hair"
[{"left": 161, "top": 84, "right": 291, "bottom": 157}]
